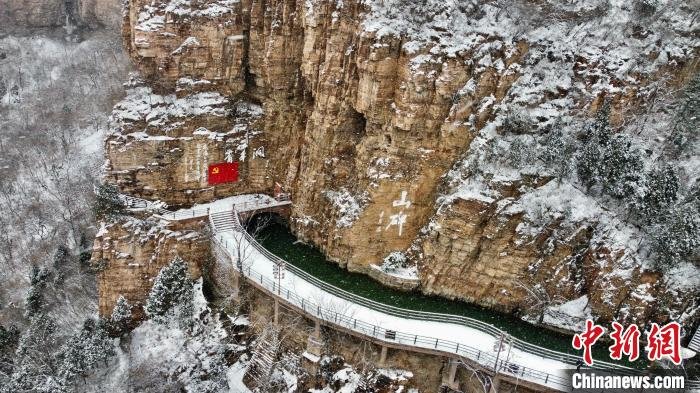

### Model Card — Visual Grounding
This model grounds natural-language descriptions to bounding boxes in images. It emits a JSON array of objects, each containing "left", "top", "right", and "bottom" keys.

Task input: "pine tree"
[
  {"left": 52, "top": 245, "right": 70, "bottom": 270},
  {"left": 145, "top": 257, "right": 194, "bottom": 326},
  {"left": 577, "top": 103, "right": 613, "bottom": 188},
  {"left": 633, "top": 167, "right": 679, "bottom": 223},
  {"left": 92, "top": 183, "right": 125, "bottom": 220},
  {"left": 0, "top": 325, "right": 19, "bottom": 354},
  {"left": 541, "top": 127, "right": 576, "bottom": 179},
  {"left": 0, "top": 324, "right": 19, "bottom": 376},
  {"left": 52, "top": 245, "right": 70, "bottom": 285},
  {"left": 576, "top": 103, "right": 643, "bottom": 198},
  {"left": 57, "top": 318, "right": 115, "bottom": 384},
  {"left": 506, "top": 138, "right": 534, "bottom": 168},
  {"left": 109, "top": 295, "right": 132, "bottom": 335},
  {"left": 602, "top": 134, "right": 644, "bottom": 198},
  {"left": 25, "top": 266, "right": 49, "bottom": 319},
  {"left": 6, "top": 313, "right": 60, "bottom": 393},
  {"left": 651, "top": 207, "right": 700, "bottom": 270}
]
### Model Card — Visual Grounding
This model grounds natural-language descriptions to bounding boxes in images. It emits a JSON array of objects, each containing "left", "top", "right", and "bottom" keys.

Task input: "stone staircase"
[
  {"left": 209, "top": 210, "right": 240, "bottom": 233},
  {"left": 246, "top": 326, "right": 281, "bottom": 389}
]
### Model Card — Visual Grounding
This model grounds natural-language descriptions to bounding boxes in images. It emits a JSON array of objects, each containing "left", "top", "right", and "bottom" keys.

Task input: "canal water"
[{"left": 253, "top": 217, "right": 635, "bottom": 366}]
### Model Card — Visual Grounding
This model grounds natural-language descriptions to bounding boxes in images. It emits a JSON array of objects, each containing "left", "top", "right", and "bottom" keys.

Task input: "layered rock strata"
[{"left": 99, "top": 0, "right": 699, "bottom": 329}]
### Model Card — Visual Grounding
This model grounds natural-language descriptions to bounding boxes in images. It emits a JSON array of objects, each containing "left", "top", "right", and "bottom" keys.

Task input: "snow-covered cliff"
[{"left": 104, "top": 0, "right": 699, "bottom": 331}]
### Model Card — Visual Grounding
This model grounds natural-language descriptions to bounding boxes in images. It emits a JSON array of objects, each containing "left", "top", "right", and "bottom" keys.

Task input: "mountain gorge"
[
  {"left": 105, "top": 0, "right": 700, "bottom": 332},
  {"left": 1, "top": 0, "right": 699, "bottom": 391}
]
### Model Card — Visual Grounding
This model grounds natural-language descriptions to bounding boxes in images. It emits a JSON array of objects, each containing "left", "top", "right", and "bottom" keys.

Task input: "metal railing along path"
[
  {"left": 155, "top": 198, "right": 291, "bottom": 221},
  {"left": 231, "top": 220, "right": 634, "bottom": 375},
  {"left": 212, "top": 234, "right": 573, "bottom": 390}
]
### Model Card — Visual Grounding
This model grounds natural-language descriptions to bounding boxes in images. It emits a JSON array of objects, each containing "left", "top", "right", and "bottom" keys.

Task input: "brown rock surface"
[
  {"left": 91, "top": 216, "right": 209, "bottom": 318},
  {"left": 103, "top": 0, "right": 699, "bottom": 330}
]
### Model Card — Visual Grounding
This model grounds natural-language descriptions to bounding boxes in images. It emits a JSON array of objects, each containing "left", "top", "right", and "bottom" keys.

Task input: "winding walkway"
[{"left": 127, "top": 194, "right": 694, "bottom": 391}]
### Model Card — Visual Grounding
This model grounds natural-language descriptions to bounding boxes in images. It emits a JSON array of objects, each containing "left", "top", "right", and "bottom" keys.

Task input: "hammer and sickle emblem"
[{"left": 212, "top": 167, "right": 220, "bottom": 174}]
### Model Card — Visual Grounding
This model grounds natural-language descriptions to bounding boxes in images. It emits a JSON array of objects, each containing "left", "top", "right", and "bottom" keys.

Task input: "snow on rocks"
[
  {"left": 110, "top": 84, "right": 229, "bottom": 135},
  {"left": 542, "top": 295, "right": 593, "bottom": 332},
  {"left": 374, "top": 251, "right": 419, "bottom": 280},
  {"left": 323, "top": 188, "right": 370, "bottom": 228},
  {"left": 135, "top": 0, "right": 240, "bottom": 32}
]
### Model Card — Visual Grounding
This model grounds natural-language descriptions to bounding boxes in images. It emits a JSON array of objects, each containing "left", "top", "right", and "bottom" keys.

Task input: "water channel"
[{"left": 252, "top": 217, "right": 637, "bottom": 367}]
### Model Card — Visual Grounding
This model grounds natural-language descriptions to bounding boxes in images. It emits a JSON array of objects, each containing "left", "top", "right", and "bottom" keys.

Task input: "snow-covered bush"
[
  {"left": 381, "top": 252, "right": 407, "bottom": 273},
  {"left": 506, "top": 138, "right": 536, "bottom": 169},
  {"left": 56, "top": 318, "right": 115, "bottom": 384},
  {"left": 669, "top": 74, "right": 700, "bottom": 154},
  {"left": 109, "top": 295, "right": 133, "bottom": 336},
  {"left": 2, "top": 313, "right": 60, "bottom": 392},
  {"left": 92, "top": 183, "right": 126, "bottom": 220},
  {"left": 502, "top": 109, "right": 533, "bottom": 135},
  {"left": 323, "top": 188, "right": 369, "bottom": 228},
  {"left": 541, "top": 127, "right": 576, "bottom": 178},
  {"left": 24, "top": 266, "right": 50, "bottom": 319},
  {"left": 112, "top": 279, "right": 232, "bottom": 393},
  {"left": 145, "top": 257, "right": 194, "bottom": 327},
  {"left": 650, "top": 208, "right": 700, "bottom": 270},
  {"left": 576, "top": 106, "right": 644, "bottom": 199},
  {"left": 634, "top": 0, "right": 660, "bottom": 17},
  {"left": 632, "top": 167, "right": 679, "bottom": 223}
]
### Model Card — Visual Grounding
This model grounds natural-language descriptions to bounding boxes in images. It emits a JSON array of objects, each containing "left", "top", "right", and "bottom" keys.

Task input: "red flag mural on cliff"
[{"left": 208, "top": 162, "right": 238, "bottom": 185}]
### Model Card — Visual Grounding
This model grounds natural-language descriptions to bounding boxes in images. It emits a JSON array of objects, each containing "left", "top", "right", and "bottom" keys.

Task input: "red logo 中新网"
[
  {"left": 573, "top": 320, "right": 605, "bottom": 366},
  {"left": 646, "top": 322, "right": 681, "bottom": 365},
  {"left": 572, "top": 320, "right": 682, "bottom": 365}
]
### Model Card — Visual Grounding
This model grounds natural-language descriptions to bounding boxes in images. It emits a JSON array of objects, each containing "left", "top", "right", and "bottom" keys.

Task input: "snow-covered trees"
[
  {"left": 122, "top": 279, "right": 232, "bottom": 393},
  {"left": 56, "top": 318, "right": 115, "bottom": 384},
  {"left": 145, "top": 257, "right": 194, "bottom": 326},
  {"left": 633, "top": 167, "right": 679, "bottom": 223},
  {"left": 92, "top": 183, "right": 126, "bottom": 220},
  {"left": 52, "top": 245, "right": 71, "bottom": 284},
  {"left": 568, "top": 102, "right": 699, "bottom": 272},
  {"left": 109, "top": 295, "right": 133, "bottom": 336},
  {"left": 24, "top": 265, "right": 50, "bottom": 318},
  {"left": 668, "top": 70, "right": 699, "bottom": 154},
  {"left": 4, "top": 283, "right": 60, "bottom": 392},
  {"left": 381, "top": 251, "right": 407, "bottom": 273},
  {"left": 0, "top": 325, "right": 19, "bottom": 376},
  {"left": 650, "top": 208, "right": 700, "bottom": 270},
  {"left": 576, "top": 105, "right": 644, "bottom": 199}
]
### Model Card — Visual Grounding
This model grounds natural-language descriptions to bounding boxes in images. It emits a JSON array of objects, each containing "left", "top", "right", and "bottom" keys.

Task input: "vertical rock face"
[
  {"left": 91, "top": 217, "right": 209, "bottom": 317},
  {"left": 114, "top": 0, "right": 525, "bottom": 269},
  {"left": 106, "top": 0, "right": 699, "bottom": 329}
]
